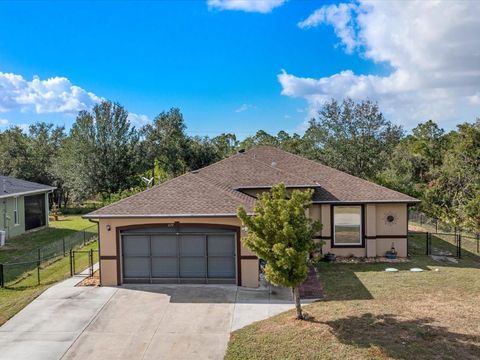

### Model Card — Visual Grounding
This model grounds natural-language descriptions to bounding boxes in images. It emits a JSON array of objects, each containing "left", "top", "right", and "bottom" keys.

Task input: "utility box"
[{"left": 0, "top": 231, "right": 5, "bottom": 247}]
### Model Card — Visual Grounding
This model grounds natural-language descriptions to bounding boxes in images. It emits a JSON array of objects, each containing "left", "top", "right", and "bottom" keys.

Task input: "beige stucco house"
[{"left": 85, "top": 146, "right": 419, "bottom": 288}]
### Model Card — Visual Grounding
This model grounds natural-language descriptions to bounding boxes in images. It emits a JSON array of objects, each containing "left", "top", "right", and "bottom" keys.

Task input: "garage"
[{"left": 121, "top": 226, "right": 237, "bottom": 284}]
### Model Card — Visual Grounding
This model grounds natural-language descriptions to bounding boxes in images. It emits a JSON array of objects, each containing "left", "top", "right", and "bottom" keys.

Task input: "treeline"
[{"left": 0, "top": 99, "right": 478, "bottom": 232}]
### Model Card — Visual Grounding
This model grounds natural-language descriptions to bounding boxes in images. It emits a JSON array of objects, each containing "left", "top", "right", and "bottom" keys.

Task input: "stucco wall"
[
  {"left": 315, "top": 203, "right": 408, "bottom": 258},
  {"left": 98, "top": 216, "right": 259, "bottom": 288}
]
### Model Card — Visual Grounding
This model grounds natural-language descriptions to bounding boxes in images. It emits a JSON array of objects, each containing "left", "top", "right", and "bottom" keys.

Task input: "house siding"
[{"left": 1, "top": 192, "right": 50, "bottom": 240}]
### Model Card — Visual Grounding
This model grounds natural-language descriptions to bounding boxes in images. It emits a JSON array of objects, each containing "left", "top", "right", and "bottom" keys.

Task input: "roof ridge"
[
  {"left": 194, "top": 172, "right": 255, "bottom": 206},
  {"left": 252, "top": 146, "right": 417, "bottom": 200},
  {"left": 88, "top": 171, "right": 196, "bottom": 215},
  {"left": 246, "top": 152, "right": 320, "bottom": 187}
]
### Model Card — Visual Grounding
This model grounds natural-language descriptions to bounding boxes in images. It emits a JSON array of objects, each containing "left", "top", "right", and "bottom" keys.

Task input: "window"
[
  {"left": 333, "top": 206, "right": 362, "bottom": 246},
  {"left": 14, "top": 197, "right": 19, "bottom": 225}
]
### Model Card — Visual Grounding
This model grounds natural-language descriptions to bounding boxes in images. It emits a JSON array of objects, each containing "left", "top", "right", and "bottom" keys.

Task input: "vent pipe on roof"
[{"left": 271, "top": 161, "right": 277, "bottom": 167}]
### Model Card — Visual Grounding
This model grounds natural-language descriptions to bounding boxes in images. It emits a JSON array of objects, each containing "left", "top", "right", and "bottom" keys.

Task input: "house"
[
  {"left": 85, "top": 146, "right": 419, "bottom": 288},
  {"left": 0, "top": 176, "right": 56, "bottom": 240}
]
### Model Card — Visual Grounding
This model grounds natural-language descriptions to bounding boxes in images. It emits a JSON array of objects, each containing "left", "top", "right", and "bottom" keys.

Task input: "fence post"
[
  {"left": 37, "top": 248, "right": 41, "bottom": 285},
  {"left": 0, "top": 263, "right": 4, "bottom": 288},
  {"left": 70, "top": 249, "right": 73, "bottom": 277},
  {"left": 458, "top": 234, "right": 462, "bottom": 259},
  {"left": 63, "top": 238, "right": 66, "bottom": 256},
  {"left": 477, "top": 233, "right": 479, "bottom": 254},
  {"left": 83, "top": 230, "right": 86, "bottom": 246},
  {"left": 89, "top": 249, "right": 93, "bottom": 276},
  {"left": 426, "top": 232, "right": 429, "bottom": 255}
]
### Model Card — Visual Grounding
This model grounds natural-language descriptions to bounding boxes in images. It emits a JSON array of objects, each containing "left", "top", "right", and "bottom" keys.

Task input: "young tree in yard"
[{"left": 237, "top": 183, "right": 321, "bottom": 320}]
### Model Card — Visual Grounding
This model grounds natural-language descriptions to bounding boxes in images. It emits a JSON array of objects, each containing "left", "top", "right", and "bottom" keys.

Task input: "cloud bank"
[
  {"left": 281, "top": 0, "right": 480, "bottom": 128},
  {"left": 0, "top": 72, "right": 102, "bottom": 114}
]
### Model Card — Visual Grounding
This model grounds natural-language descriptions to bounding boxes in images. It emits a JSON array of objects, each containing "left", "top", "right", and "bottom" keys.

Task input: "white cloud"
[
  {"left": 283, "top": 1, "right": 480, "bottom": 128},
  {"left": 298, "top": 3, "right": 358, "bottom": 53},
  {"left": 235, "top": 103, "right": 256, "bottom": 113},
  {"left": 0, "top": 118, "right": 8, "bottom": 126},
  {"left": 0, "top": 72, "right": 102, "bottom": 114},
  {"left": 207, "top": 0, "right": 286, "bottom": 13},
  {"left": 128, "top": 112, "right": 150, "bottom": 128}
]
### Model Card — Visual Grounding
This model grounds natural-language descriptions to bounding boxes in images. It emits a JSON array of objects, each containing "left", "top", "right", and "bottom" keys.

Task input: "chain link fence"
[
  {"left": 0, "top": 225, "right": 98, "bottom": 288},
  {"left": 408, "top": 210, "right": 480, "bottom": 259}
]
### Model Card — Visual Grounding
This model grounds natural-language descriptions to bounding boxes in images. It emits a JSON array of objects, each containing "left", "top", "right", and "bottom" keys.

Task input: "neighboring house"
[
  {"left": 0, "top": 176, "right": 55, "bottom": 240},
  {"left": 85, "top": 146, "right": 419, "bottom": 288}
]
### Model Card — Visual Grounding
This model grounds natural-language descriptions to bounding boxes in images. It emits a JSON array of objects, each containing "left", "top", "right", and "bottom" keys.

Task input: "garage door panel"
[
  {"left": 124, "top": 257, "right": 150, "bottom": 278},
  {"left": 152, "top": 257, "right": 178, "bottom": 278},
  {"left": 180, "top": 257, "right": 206, "bottom": 278},
  {"left": 151, "top": 235, "right": 177, "bottom": 256},
  {"left": 208, "top": 235, "right": 235, "bottom": 256},
  {"left": 122, "top": 229, "right": 236, "bottom": 283},
  {"left": 208, "top": 257, "right": 235, "bottom": 278},
  {"left": 180, "top": 235, "right": 205, "bottom": 256},
  {"left": 123, "top": 236, "right": 150, "bottom": 256}
]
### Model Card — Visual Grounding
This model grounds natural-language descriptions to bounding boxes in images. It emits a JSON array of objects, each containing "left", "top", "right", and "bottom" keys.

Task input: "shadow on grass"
[{"left": 314, "top": 313, "right": 480, "bottom": 359}]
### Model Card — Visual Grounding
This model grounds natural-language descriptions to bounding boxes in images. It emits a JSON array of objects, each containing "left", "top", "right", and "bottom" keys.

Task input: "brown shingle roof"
[{"left": 86, "top": 146, "right": 418, "bottom": 218}]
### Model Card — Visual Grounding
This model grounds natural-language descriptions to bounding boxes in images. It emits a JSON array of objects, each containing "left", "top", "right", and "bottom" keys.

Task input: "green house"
[{"left": 0, "top": 176, "right": 55, "bottom": 240}]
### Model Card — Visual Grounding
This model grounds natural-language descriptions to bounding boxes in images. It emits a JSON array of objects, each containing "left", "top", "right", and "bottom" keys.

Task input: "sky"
[{"left": 0, "top": 0, "right": 479, "bottom": 137}]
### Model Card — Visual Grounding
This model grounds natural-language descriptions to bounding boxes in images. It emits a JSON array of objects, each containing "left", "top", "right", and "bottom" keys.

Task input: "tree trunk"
[{"left": 292, "top": 287, "right": 303, "bottom": 319}]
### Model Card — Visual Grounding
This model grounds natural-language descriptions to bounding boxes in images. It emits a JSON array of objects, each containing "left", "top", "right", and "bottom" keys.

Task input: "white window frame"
[
  {"left": 333, "top": 205, "right": 363, "bottom": 246},
  {"left": 14, "top": 196, "right": 19, "bottom": 225}
]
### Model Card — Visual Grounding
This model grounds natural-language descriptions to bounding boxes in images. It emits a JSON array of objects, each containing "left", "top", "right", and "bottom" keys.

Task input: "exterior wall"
[
  {"left": 312, "top": 202, "right": 408, "bottom": 258},
  {"left": 1, "top": 192, "right": 50, "bottom": 240},
  {"left": 98, "top": 216, "right": 259, "bottom": 288},
  {"left": 0, "top": 195, "right": 26, "bottom": 239}
]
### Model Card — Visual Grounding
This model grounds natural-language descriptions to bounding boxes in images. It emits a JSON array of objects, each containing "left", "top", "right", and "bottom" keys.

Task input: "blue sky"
[{"left": 1, "top": 0, "right": 479, "bottom": 136}]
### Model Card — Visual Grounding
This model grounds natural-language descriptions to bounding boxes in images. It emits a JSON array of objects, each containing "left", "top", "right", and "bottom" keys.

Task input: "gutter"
[
  {"left": 83, "top": 212, "right": 254, "bottom": 219},
  {"left": 0, "top": 187, "right": 57, "bottom": 200}
]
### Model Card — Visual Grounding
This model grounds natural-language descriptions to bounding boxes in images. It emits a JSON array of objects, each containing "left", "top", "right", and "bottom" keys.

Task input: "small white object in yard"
[
  {"left": 410, "top": 268, "right": 423, "bottom": 272},
  {"left": 434, "top": 268, "right": 439, "bottom": 271},
  {"left": 385, "top": 268, "right": 399, "bottom": 272}
]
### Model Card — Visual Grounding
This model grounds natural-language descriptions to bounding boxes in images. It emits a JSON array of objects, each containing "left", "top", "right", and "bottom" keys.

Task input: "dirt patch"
[{"left": 76, "top": 270, "right": 100, "bottom": 287}]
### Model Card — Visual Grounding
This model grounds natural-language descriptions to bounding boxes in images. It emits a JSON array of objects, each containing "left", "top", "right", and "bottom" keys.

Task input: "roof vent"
[
  {"left": 271, "top": 161, "right": 277, "bottom": 167},
  {"left": 238, "top": 149, "right": 246, "bottom": 153}
]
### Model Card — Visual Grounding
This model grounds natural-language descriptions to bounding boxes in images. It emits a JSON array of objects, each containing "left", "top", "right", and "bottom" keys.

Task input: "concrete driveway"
[{"left": 0, "top": 279, "right": 300, "bottom": 360}]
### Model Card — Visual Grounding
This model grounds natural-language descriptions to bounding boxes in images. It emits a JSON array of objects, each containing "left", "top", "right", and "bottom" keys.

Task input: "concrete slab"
[
  {"left": 2, "top": 280, "right": 302, "bottom": 360},
  {"left": 0, "top": 276, "right": 116, "bottom": 360}
]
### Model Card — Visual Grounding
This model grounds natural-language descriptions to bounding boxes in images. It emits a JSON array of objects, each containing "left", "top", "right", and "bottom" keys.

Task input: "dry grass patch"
[{"left": 226, "top": 253, "right": 480, "bottom": 360}]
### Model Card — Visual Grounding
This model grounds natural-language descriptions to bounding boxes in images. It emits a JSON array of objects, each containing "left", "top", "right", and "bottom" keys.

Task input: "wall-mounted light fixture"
[{"left": 106, "top": 224, "right": 111, "bottom": 231}]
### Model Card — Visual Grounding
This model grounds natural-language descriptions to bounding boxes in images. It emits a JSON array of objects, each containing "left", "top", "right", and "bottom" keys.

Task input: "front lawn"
[{"left": 226, "top": 240, "right": 480, "bottom": 359}]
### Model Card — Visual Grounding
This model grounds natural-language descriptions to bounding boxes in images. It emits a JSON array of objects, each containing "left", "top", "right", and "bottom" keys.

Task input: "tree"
[
  {"left": 305, "top": 98, "right": 404, "bottom": 180},
  {"left": 237, "top": 183, "right": 321, "bottom": 319},
  {"left": 142, "top": 108, "right": 190, "bottom": 178},
  {"left": 65, "top": 101, "right": 142, "bottom": 201},
  {"left": 425, "top": 120, "right": 480, "bottom": 231}
]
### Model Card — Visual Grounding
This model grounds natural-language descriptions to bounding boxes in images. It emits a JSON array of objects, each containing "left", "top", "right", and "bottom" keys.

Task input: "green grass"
[
  {"left": 0, "top": 215, "right": 93, "bottom": 263},
  {"left": 0, "top": 214, "right": 98, "bottom": 326},
  {"left": 226, "top": 234, "right": 480, "bottom": 360},
  {"left": 0, "top": 241, "right": 98, "bottom": 326}
]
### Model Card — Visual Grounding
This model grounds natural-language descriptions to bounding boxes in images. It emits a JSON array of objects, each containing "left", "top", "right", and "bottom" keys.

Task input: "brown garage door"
[{"left": 121, "top": 227, "right": 236, "bottom": 284}]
